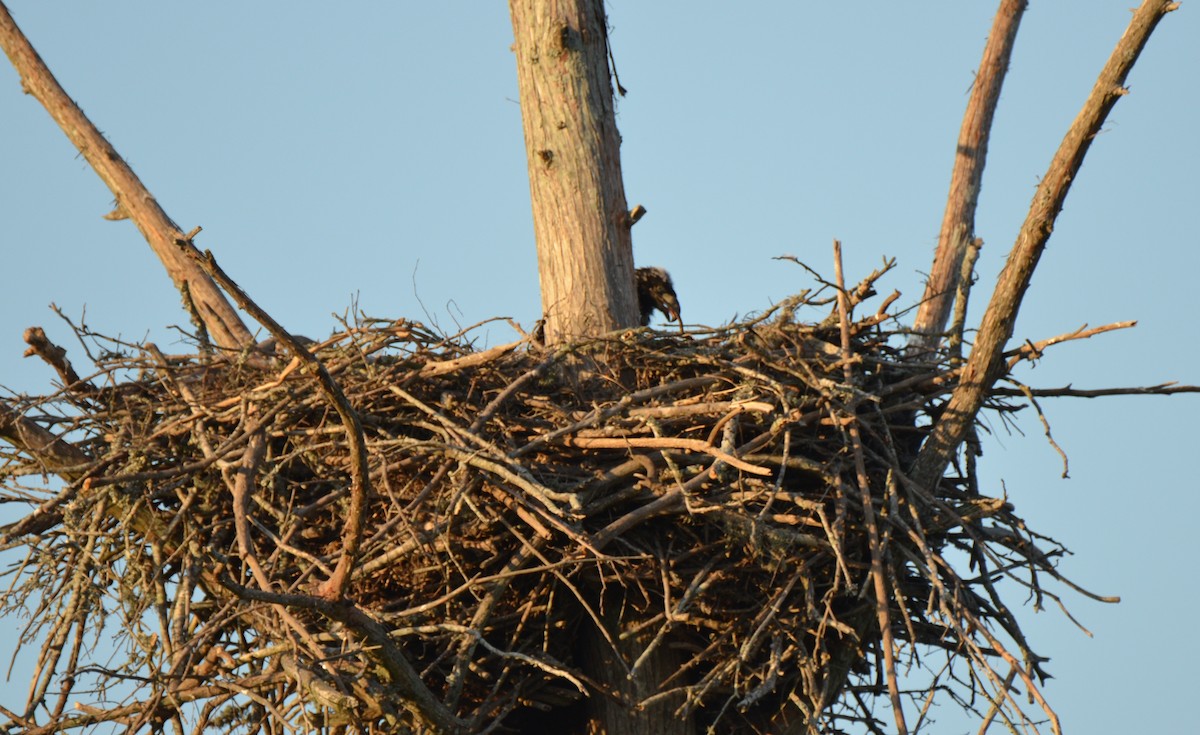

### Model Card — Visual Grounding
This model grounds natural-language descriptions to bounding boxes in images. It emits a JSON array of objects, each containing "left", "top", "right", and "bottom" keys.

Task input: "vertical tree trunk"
[
  {"left": 577, "top": 589, "right": 694, "bottom": 735},
  {"left": 508, "top": 0, "right": 639, "bottom": 345},
  {"left": 508, "top": 6, "right": 686, "bottom": 729}
]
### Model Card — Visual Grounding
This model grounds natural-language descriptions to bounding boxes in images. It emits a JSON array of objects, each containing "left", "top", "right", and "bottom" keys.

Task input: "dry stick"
[
  {"left": 0, "top": 403, "right": 99, "bottom": 542},
  {"left": 0, "top": 405, "right": 91, "bottom": 480},
  {"left": 1004, "top": 320, "right": 1135, "bottom": 370},
  {"left": 224, "top": 434, "right": 354, "bottom": 689},
  {"left": 12, "top": 674, "right": 291, "bottom": 735},
  {"left": 419, "top": 340, "right": 523, "bottom": 378},
  {"left": 832, "top": 241, "right": 908, "bottom": 735},
  {"left": 910, "top": 0, "right": 1025, "bottom": 354},
  {"left": 22, "top": 328, "right": 91, "bottom": 393},
  {"left": 27, "top": 502, "right": 103, "bottom": 719},
  {"left": 566, "top": 436, "right": 772, "bottom": 476},
  {"left": 910, "top": 0, "right": 1179, "bottom": 490},
  {"left": 180, "top": 241, "right": 369, "bottom": 601},
  {"left": 1013, "top": 381, "right": 1070, "bottom": 478},
  {"left": 222, "top": 578, "right": 467, "bottom": 735},
  {"left": 229, "top": 431, "right": 275, "bottom": 593},
  {"left": 0, "top": 4, "right": 252, "bottom": 351},
  {"left": 946, "top": 238, "right": 982, "bottom": 366},
  {"left": 994, "top": 383, "right": 1200, "bottom": 398},
  {"left": 468, "top": 347, "right": 566, "bottom": 433},
  {"left": 977, "top": 667, "right": 1019, "bottom": 735},
  {"left": 512, "top": 375, "right": 720, "bottom": 459}
]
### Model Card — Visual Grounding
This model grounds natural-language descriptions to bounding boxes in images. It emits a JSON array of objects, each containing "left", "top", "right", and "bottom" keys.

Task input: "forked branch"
[
  {"left": 180, "top": 240, "right": 370, "bottom": 601},
  {"left": 911, "top": 0, "right": 1179, "bottom": 489}
]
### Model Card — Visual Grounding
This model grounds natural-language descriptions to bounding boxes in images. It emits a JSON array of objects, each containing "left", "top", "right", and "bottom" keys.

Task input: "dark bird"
[{"left": 635, "top": 267, "right": 681, "bottom": 327}]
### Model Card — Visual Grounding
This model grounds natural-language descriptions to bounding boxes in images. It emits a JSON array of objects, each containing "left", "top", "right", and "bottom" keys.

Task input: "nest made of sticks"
[{"left": 0, "top": 287, "right": 1073, "bottom": 735}]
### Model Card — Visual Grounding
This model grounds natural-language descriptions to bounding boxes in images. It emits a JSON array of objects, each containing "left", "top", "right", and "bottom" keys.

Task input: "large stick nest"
[{"left": 0, "top": 286, "right": 1073, "bottom": 734}]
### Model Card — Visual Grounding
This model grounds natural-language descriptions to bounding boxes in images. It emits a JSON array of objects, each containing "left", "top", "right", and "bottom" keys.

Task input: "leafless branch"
[
  {"left": 909, "top": 0, "right": 1026, "bottom": 354},
  {"left": 0, "top": 3, "right": 252, "bottom": 350},
  {"left": 911, "top": 0, "right": 1178, "bottom": 489}
]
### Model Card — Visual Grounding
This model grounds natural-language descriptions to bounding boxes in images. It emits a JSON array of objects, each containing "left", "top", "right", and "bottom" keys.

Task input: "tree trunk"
[
  {"left": 577, "top": 590, "right": 694, "bottom": 735},
  {"left": 508, "top": 0, "right": 639, "bottom": 345},
  {"left": 508, "top": 6, "right": 686, "bottom": 731}
]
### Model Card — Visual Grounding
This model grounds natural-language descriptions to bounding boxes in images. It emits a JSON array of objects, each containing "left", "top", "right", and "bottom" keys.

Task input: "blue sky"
[{"left": 1, "top": 3, "right": 1197, "bottom": 732}]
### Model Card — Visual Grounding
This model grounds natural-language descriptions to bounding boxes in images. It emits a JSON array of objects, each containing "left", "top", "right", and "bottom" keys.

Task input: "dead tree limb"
[
  {"left": 993, "top": 383, "right": 1200, "bottom": 399},
  {"left": 0, "top": 405, "right": 90, "bottom": 481},
  {"left": 0, "top": 3, "right": 253, "bottom": 351},
  {"left": 911, "top": 0, "right": 1179, "bottom": 489},
  {"left": 909, "top": 0, "right": 1026, "bottom": 354}
]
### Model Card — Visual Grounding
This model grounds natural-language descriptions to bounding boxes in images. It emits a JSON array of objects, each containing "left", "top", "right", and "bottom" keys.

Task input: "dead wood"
[
  {"left": 0, "top": 2, "right": 253, "bottom": 351},
  {"left": 0, "top": 2, "right": 1186, "bottom": 734},
  {"left": 911, "top": 0, "right": 1179, "bottom": 490},
  {"left": 910, "top": 0, "right": 1026, "bottom": 354},
  {"left": 0, "top": 282, "right": 1157, "bottom": 734}
]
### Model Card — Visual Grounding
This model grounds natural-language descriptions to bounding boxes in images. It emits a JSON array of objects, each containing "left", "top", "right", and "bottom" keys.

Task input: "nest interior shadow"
[{"left": 0, "top": 287, "right": 1072, "bottom": 734}]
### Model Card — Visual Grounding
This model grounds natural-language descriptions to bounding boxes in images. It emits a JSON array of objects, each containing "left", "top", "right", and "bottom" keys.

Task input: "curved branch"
[
  {"left": 0, "top": 3, "right": 253, "bottom": 350},
  {"left": 911, "top": 0, "right": 1179, "bottom": 488},
  {"left": 180, "top": 241, "right": 369, "bottom": 601}
]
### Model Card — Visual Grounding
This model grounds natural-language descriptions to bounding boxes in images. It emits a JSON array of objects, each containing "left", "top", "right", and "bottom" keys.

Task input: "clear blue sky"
[{"left": 1, "top": 3, "right": 1197, "bottom": 732}]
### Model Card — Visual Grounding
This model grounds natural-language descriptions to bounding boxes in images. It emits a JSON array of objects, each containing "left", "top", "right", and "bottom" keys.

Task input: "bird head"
[{"left": 635, "top": 267, "right": 681, "bottom": 327}]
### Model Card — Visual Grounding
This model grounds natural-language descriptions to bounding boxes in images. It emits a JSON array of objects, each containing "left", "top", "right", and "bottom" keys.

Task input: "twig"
[
  {"left": 946, "top": 238, "right": 982, "bottom": 365},
  {"left": 565, "top": 436, "right": 772, "bottom": 476},
  {"left": 992, "top": 382, "right": 1200, "bottom": 398},
  {"left": 511, "top": 375, "right": 720, "bottom": 458},
  {"left": 1004, "top": 320, "right": 1136, "bottom": 368},
  {"left": 833, "top": 240, "right": 907, "bottom": 735},
  {"left": 469, "top": 347, "right": 565, "bottom": 433},
  {"left": 1012, "top": 380, "right": 1070, "bottom": 478}
]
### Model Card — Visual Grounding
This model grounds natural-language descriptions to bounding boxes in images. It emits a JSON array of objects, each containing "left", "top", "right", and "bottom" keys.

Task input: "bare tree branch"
[
  {"left": 0, "top": 405, "right": 90, "bottom": 480},
  {"left": 0, "top": 2, "right": 253, "bottom": 350},
  {"left": 909, "top": 0, "right": 1026, "bottom": 354},
  {"left": 833, "top": 240, "right": 908, "bottom": 735},
  {"left": 910, "top": 0, "right": 1178, "bottom": 489},
  {"left": 180, "top": 240, "right": 370, "bottom": 601}
]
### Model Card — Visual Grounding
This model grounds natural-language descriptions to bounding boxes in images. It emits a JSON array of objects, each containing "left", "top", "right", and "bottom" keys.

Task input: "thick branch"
[
  {"left": 0, "top": 405, "right": 90, "bottom": 480},
  {"left": 909, "top": 0, "right": 1025, "bottom": 354},
  {"left": 910, "top": 0, "right": 1178, "bottom": 489},
  {"left": 0, "top": 3, "right": 253, "bottom": 350}
]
